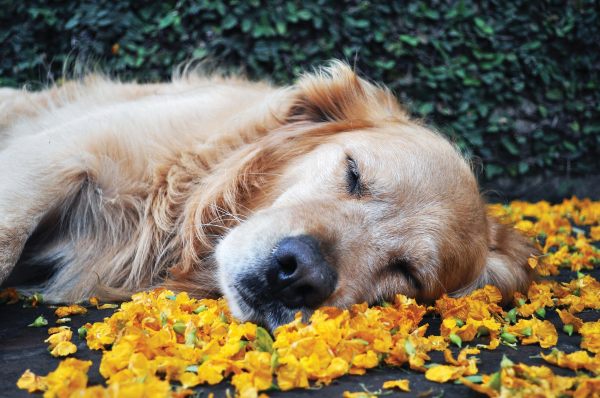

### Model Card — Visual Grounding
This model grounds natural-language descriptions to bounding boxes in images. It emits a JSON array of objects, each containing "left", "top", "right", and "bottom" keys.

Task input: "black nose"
[{"left": 267, "top": 235, "right": 337, "bottom": 309}]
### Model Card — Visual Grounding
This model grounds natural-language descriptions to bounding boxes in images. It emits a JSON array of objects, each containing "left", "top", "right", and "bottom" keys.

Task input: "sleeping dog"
[{"left": 0, "top": 62, "right": 535, "bottom": 329}]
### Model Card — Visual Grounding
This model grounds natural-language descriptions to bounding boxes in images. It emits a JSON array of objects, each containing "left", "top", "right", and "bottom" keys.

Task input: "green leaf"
[
  {"left": 518, "top": 162, "right": 529, "bottom": 174},
  {"left": 535, "top": 307, "right": 546, "bottom": 319},
  {"left": 545, "top": 89, "right": 563, "bottom": 101},
  {"left": 193, "top": 305, "right": 208, "bottom": 314},
  {"left": 488, "top": 371, "right": 501, "bottom": 391},
  {"left": 185, "top": 327, "right": 197, "bottom": 346},
  {"left": 563, "top": 141, "right": 577, "bottom": 152},
  {"left": 456, "top": 375, "right": 483, "bottom": 384},
  {"left": 474, "top": 17, "right": 494, "bottom": 35},
  {"left": 222, "top": 15, "right": 237, "bottom": 29},
  {"left": 404, "top": 339, "right": 416, "bottom": 356},
  {"left": 352, "top": 338, "right": 370, "bottom": 345},
  {"left": 275, "top": 21, "right": 286, "bottom": 35},
  {"left": 28, "top": 315, "right": 48, "bottom": 327},
  {"left": 173, "top": 322, "right": 186, "bottom": 334},
  {"left": 418, "top": 102, "right": 434, "bottom": 115},
  {"left": 241, "top": 18, "right": 252, "bottom": 32},
  {"left": 271, "top": 351, "right": 279, "bottom": 369},
  {"left": 219, "top": 312, "right": 228, "bottom": 323},
  {"left": 477, "top": 326, "right": 489, "bottom": 337},
  {"left": 485, "top": 164, "right": 503, "bottom": 179},
  {"left": 500, "top": 332, "right": 517, "bottom": 344},
  {"left": 374, "top": 59, "right": 395, "bottom": 70},
  {"left": 297, "top": 10, "right": 311, "bottom": 20},
  {"left": 158, "top": 11, "right": 179, "bottom": 29},
  {"left": 399, "top": 34, "right": 419, "bottom": 47},
  {"left": 501, "top": 136, "right": 520, "bottom": 156},
  {"left": 500, "top": 354, "right": 514, "bottom": 368},
  {"left": 449, "top": 333, "right": 462, "bottom": 347},
  {"left": 563, "top": 324, "right": 574, "bottom": 336},
  {"left": 256, "top": 327, "right": 274, "bottom": 353}
]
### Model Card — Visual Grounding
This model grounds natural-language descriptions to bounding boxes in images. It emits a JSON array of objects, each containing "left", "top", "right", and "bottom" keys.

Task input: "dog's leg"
[{"left": 0, "top": 133, "right": 90, "bottom": 285}]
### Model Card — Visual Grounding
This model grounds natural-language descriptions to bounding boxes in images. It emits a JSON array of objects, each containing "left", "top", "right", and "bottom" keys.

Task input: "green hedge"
[{"left": 1, "top": 0, "right": 599, "bottom": 183}]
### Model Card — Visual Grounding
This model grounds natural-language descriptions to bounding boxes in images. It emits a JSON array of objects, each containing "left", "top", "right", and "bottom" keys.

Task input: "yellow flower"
[
  {"left": 580, "top": 320, "right": 600, "bottom": 353},
  {"left": 505, "top": 318, "right": 558, "bottom": 348},
  {"left": 590, "top": 225, "right": 600, "bottom": 241},
  {"left": 15, "top": 197, "right": 600, "bottom": 398},
  {"left": 574, "top": 379, "right": 600, "bottom": 398},
  {"left": 556, "top": 309, "right": 584, "bottom": 332},
  {"left": 86, "top": 322, "right": 115, "bottom": 350},
  {"left": 178, "top": 372, "right": 201, "bottom": 388},
  {"left": 44, "top": 358, "right": 92, "bottom": 397},
  {"left": 276, "top": 354, "right": 309, "bottom": 391},
  {"left": 463, "top": 359, "right": 598, "bottom": 398},
  {"left": 16, "top": 370, "right": 47, "bottom": 393},
  {"left": 434, "top": 285, "right": 503, "bottom": 321},
  {"left": 425, "top": 365, "right": 469, "bottom": 383},
  {"left": 50, "top": 341, "right": 78, "bottom": 357},
  {"left": 351, "top": 350, "right": 379, "bottom": 370},
  {"left": 98, "top": 303, "right": 119, "bottom": 310},
  {"left": 541, "top": 349, "right": 599, "bottom": 374},
  {"left": 45, "top": 328, "right": 73, "bottom": 348},
  {"left": 382, "top": 379, "right": 410, "bottom": 391},
  {"left": 48, "top": 326, "right": 71, "bottom": 335},
  {"left": 196, "top": 359, "right": 229, "bottom": 385},
  {"left": 55, "top": 304, "right": 88, "bottom": 318}
]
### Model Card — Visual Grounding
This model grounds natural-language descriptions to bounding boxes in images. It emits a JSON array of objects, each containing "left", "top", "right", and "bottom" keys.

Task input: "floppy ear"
[
  {"left": 458, "top": 215, "right": 538, "bottom": 302},
  {"left": 288, "top": 60, "right": 407, "bottom": 123}
]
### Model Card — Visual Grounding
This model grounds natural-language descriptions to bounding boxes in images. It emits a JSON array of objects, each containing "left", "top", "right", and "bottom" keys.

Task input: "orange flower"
[
  {"left": 556, "top": 309, "right": 584, "bottom": 333},
  {"left": 16, "top": 370, "right": 47, "bottom": 393},
  {"left": 45, "top": 358, "right": 92, "bottom": 396},
  {"left": 13, "top": 197, "right": 600, "bottom": 398},
  {"left": 541, "top": 349, "right": 599, "bottom": 374},
  {"left": 580, "top": 320, "right": 600, "bottom": 353},
  {"left": 461, "top": 356, "right": 594, "bottom": 398},
  {"left": 425, "top": 364, "right": 469, "bottom": 383},
  {"left": 55, "top": 304, "right": 87, "bottom": 318},
  {"left": 50, "top": 341, "right": 78, "bottom": 357},
  {"left": 382, "top": 379, "right": 410, "bottom": 391},
  {"left": 505, "top": 318, "right": 558, "bottom": 348}
]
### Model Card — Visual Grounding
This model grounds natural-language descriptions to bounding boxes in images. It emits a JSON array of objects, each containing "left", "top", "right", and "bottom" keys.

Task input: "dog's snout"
[{"left": 267, "top": 235, "right": 337, "bottom": 309}]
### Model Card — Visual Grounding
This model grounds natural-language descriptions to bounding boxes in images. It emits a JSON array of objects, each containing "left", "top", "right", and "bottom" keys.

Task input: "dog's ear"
[
  {"left": 456, "top": 215, "right": 537, "bottom": 302},
  {"left": 288, "top": 61, "right": 407, "bottom": 123}
]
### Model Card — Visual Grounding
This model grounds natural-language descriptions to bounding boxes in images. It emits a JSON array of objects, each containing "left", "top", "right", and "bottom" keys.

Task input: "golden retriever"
[{"left": 0, "top": 62, "right": 535, "bottom": 329}]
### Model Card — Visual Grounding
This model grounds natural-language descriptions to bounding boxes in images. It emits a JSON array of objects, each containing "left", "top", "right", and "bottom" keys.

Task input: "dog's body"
[{"left": 0, "top": 63, "right": 535, "bottom": 329}]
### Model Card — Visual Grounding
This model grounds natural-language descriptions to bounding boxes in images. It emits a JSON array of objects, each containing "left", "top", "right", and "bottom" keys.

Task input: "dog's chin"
[{"left": 225, "top": 285, "right": 310, "bottom": 332}]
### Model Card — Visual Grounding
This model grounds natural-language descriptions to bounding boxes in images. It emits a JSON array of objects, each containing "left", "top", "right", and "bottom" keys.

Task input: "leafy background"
[{"left": 1, "top": 0, "right": 598, "bottom": 200}]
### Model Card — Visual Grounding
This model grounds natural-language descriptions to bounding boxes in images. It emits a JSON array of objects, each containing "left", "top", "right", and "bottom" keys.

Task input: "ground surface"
[{"left": 1, "top": 267, "right": 598, "bottom": 398}]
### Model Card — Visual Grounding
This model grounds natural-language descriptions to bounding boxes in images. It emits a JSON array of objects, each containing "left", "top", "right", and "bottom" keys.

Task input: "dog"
[{"left": 0, "top": 62, "right": 535, "bottom": 330}]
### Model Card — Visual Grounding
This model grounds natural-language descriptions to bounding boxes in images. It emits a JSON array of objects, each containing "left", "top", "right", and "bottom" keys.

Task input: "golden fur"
[{"left": 0, "top": 62, "right": 535, "bottom": 328}]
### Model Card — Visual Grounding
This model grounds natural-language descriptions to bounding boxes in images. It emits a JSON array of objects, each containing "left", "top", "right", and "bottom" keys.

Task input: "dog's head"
[{"left": 185, "top": 62, "right": 535, "bottom": 330}]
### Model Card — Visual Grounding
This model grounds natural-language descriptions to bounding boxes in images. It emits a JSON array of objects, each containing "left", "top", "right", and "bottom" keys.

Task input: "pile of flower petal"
[{"left": 14, "top": 197, "right": 600, "bottom": 398}]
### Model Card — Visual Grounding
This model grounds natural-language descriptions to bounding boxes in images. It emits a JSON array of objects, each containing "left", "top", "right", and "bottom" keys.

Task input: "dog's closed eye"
[
  {"left": 388, "top": 258, "right": 422, "bottom": 290},
  {"left": 346, "top": 156, "right": 361, "bottom": 196}
]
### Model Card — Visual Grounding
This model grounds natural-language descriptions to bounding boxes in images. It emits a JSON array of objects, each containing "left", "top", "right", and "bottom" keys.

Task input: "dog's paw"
[{"left": 0, "top": 224, "right": 29, "bottom": 284}]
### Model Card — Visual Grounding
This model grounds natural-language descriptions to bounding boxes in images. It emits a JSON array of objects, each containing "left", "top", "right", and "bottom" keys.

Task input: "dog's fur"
[{"left": 0, "top": 62, "right": 535, "bottom": 329}]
